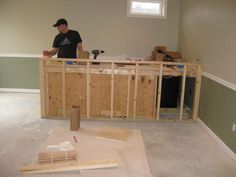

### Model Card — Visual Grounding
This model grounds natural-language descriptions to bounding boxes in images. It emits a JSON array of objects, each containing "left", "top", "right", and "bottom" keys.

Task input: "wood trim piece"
[
  {"left": 21, "top": 160, "right": 118, "bottom": 174},
  {"left": 197, "top": 118, "right": 236, "bottom": 162},
  {"left": 202, "top": 71, "right": 236, "bottom": 92},
  {"left": 0, "top": 88, "right": 40, "bottom": 93}
]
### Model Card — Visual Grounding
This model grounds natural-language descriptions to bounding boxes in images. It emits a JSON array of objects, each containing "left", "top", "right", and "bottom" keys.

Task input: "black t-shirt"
[{"left": 53, "top": 30, "right": 82, "bottom": 58}]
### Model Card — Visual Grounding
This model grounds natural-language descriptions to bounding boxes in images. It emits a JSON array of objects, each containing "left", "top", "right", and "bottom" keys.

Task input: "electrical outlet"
[{"left": 232, "top": 123, "right": 236, "bottom": 132}]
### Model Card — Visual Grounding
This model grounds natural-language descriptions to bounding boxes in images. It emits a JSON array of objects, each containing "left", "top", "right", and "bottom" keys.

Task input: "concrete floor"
[{"left": 0, "top": 93, "right": 235, "bottom": 177}]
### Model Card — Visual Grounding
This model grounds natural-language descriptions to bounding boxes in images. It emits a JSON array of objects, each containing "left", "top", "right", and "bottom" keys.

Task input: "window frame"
[{"left": 127, "top": 0, "right": 168, "bottom": 19}]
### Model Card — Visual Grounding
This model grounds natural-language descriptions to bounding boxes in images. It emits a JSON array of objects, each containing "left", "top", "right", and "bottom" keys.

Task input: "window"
[{"left": 127, "top": 0, "right": 167, "bottom": 18}]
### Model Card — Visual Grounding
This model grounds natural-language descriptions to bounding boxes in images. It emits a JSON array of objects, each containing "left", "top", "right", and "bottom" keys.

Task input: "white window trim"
[{"left": 127, "top": 0, "right": 168, "bottom": 19}]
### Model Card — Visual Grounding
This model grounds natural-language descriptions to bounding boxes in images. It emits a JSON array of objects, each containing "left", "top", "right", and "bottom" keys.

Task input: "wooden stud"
[
  {"left": 111, "top": 62, "right": 114, "bottom": 119},
  {"left": 41, "top": 57, "right": 199, "bottom": 66},
  {"left": 179, "top": 65, "right": 187, "bottom": 120},
  {"left": 39, "top": 59, "right": 46, "bottom": 117},
  {"left": 45, "top": 72, "right": 49, "bottom": 117},
  {"left": 133, "top": 63, "right": 139, "bottom": 119},
  {"left": 126, "top": 75, "right": 131, "bottom": 118},
  {"left": 86, "top": 61, "right": 91, "bottom": 118},
  {"left": 62, "top": 61, "right": 66, "bottom": 118},
  {"left": 153, "top": 75, "right": 158, "bottom": 118},
  {"left": 156, "top": 64, "right": 163, "bottom": 120},
  {"left": 192, "top": 65, "right": 202, "bottom": 120}
]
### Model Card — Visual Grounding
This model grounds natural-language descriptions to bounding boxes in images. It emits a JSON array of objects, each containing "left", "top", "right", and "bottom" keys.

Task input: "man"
[{"left": 43, "top": 18, "right": 83, "bottom": 63}]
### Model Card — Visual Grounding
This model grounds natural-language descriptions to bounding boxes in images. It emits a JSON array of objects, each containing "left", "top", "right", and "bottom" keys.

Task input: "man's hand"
[
  {"left": 43, "top": 48, "right": 58, "bottom": 57},
  {"left": 43, "top": 50, "right": 50, "bottom": 56}
]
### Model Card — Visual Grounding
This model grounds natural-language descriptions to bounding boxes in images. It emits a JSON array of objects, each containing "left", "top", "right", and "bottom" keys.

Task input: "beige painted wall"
[
  {"left": 178, "top": 0, "right": 236, "bottom": 84},
  {"left": 0, "top": 0, "right": 180, "bottom": 58}
]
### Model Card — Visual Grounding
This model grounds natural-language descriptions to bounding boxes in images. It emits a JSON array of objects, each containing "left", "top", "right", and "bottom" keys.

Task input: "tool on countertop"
[{"left": 91, "top": 50, "right": 105, "bottom": 64}]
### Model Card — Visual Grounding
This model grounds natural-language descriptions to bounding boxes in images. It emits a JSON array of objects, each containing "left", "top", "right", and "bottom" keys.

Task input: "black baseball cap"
[{"left": 53, "top": 18, "right": 68, "bottom": 27}]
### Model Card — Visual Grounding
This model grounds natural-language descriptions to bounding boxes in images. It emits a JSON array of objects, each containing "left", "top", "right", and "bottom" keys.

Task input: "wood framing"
[
  {"left": 86, "top": 61, "right": 90, "bottom": 118},
  {"left": 192, "top": 65, "right": 202, "bottom": 120},
  {"left": 40, "top": 58, "right": 201, "bottom": 120},
  {"left": 156, "top": 64, "right": 163, "bottom": 120},
  {"left": 39, "top": 60, "right": 45, "bottom": 117},
  {"left": 179, "top": 65, "right": 187, "bottom": 120},
  {"left": 133, "top": 63, "right": 139, "bottom": 119}
]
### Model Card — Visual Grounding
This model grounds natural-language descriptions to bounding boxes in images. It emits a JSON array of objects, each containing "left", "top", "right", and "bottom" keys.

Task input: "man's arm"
[
  {"left": 43, "top": 48, "right": 58, "bottom": 57},
  {"left": 77, "top": 42, "right": 83, "bottom": 51}
]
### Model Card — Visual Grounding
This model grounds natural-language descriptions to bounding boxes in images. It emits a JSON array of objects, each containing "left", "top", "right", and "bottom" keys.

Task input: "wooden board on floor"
[
  {"left": 21, "top": 160, "right": 118, "bottom": 174},
  {"left": 96, "top": 127, "right": 131, "bottom": 142}
]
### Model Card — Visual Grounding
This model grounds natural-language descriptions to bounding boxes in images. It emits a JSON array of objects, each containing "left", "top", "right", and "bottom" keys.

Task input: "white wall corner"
[{"left": 197, "top": 118, "right": 236, "bottom": 162}]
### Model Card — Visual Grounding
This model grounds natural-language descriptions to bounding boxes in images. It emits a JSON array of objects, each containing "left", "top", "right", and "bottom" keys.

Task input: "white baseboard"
[
  {"left": 0, "top": 88, "right": 40, "bottom": 93},
  {"left": 197, "top": 118, "right": 236, "bottom": 162}
]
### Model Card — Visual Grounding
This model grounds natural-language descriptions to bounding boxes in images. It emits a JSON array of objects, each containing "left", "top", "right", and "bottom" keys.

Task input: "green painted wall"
[
  {"left": 0, "top": 57, "right": 39, "bottom": 89},
  {"left": 199, "top": 77, "right": 236, "bottom": 154}
]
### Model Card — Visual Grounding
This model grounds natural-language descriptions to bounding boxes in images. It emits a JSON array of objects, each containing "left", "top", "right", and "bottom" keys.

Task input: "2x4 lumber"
[
  {"left": 179, "top": 65, "right": 187, "bottom": 120},
  {"left": 62, "top": 61, "right": 66, "bottom": 118},
  {"left": 192, "top": 65, "right": 202, "bottom": 120},
  {"left": 153, "top": 76, "right": 158, "bottom": 118},
  {"left": 41, "top": 57, "right": 199, "bottom": 66},
  {"left": 126, "top": 75, "right": 131, "bottom": 118},
  {"left": 133, "top": 63, "right": 139, "bottom": 119},
  {"left": 21, "top": 160, "right": 118, "bottom": 174},
  {"left": 45, "top": 72, "right": 49, "bottom": 117},
  {"left": 111, "top": 62, "right": 115, "bottom": 119},
  {"left": 39, "top": 60, "right": 46, "bottom": 117},
  {"left": 45, "top": 65, "right": 197, "bottom": 77},
  {"left": 156, "top": 64, "right": 163, "bottom": 120},
  {"left": 86, "top": 61, "right": 91, "bottom": 118}
]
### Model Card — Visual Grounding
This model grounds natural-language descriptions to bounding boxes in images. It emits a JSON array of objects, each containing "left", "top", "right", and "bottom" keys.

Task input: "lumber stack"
[{"left": 38, "top": 150, "right": 77, "bottom": 164}]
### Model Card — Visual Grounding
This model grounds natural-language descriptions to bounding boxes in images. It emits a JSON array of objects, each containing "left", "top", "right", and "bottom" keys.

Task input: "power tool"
[{"left": 91, "top": 50, "right": 104, "bottom": 64}]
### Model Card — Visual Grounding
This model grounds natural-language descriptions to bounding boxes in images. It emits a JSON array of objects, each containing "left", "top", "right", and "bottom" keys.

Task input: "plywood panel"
[
  {"left": 90, "top": 74, "right": 111, "bottom": 118},
  {"left": 48, "top": 72, "right": 63, "bottom": 117},
  {"left": 65, "top": 73, "right": 87, "bottom": 117},
  {"left": 114, "top": 75, "right": 128, "bottom": 118},
  {"left": 136, "top": 76, "right": 156, "bottom": 119}
]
